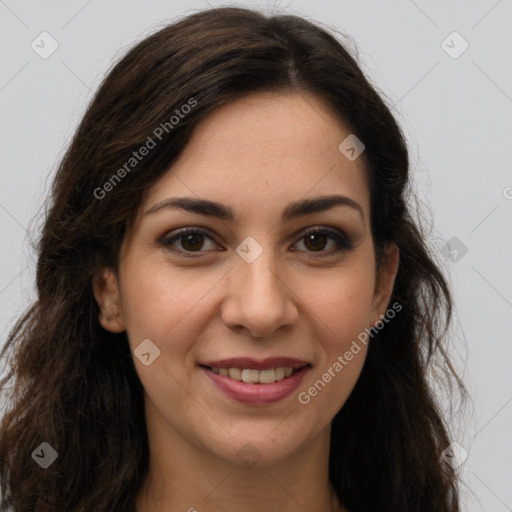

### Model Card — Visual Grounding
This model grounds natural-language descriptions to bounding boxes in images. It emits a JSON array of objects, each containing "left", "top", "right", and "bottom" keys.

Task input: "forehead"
[{"left": 142, "top": 91, "right": 370, "bottom": 223}]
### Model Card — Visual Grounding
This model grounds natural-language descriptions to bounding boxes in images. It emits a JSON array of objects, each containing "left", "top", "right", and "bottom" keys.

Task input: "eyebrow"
[{"left": 144, "top": 194, "right": 365, "bottom": 222}]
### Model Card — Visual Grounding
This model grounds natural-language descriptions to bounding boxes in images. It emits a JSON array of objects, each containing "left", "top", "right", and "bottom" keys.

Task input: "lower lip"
[{"left": 201, "top": 366, "right": 310, "bottom": 405}]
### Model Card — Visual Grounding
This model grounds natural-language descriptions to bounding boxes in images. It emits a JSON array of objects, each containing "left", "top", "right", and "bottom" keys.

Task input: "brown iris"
[
  {"left": 181, "top": 233, "right": 205, "bottom": 251},
  {"left": 303, "top": 232, "right": 327, "bottom": 252}
]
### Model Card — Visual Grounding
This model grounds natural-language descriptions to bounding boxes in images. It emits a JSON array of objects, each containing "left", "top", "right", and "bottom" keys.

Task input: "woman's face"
[{"left": 94, "top": 91, "right": 399, "bottom": 467}]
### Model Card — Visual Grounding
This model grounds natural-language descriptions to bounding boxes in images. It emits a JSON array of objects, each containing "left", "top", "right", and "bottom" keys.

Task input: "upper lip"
[{"left": 198, "top": 357, "right": 310, "bottom": 370}]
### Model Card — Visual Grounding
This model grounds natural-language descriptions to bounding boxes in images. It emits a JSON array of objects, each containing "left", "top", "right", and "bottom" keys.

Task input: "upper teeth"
[{"left": 211, "top": 367, "right": 295, "bottom": 383}]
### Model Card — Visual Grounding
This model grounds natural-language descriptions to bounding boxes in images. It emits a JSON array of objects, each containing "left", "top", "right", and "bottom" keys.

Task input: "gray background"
[{"left": 1, "top": 1, "right": 511, "bottom": 510}]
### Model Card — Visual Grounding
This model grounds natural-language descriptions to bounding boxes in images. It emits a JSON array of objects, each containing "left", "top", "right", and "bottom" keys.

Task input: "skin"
[{"left": 93, "top": 91, "right": 399, "bottom": 512}]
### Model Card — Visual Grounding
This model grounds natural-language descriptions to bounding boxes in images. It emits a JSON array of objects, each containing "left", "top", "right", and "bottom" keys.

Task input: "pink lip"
[
  {"left": 199, "top": 357, "right": 309, "bottom": 370},
  {"left": 200, "top": 365, "right": 310, "bottom": 405}
]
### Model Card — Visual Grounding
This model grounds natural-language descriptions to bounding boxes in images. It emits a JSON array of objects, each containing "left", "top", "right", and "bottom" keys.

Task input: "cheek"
[
  {"left": 119, "top": 258, "right": 219, "bottom": 345},
  {"left": 118, "top": 261, "right": 212, "bottom": 414},
  {"left": 297, "top": 279, "right": 371, "bottom": 417},
  {"left": 294, "top": 263, "right": 374, "bottom": 413},
  {"left": 300, "top": 262, "right": 376, "bottom": 345},
  {"left": 299, "top": 344, "right": 367, "bottom": 421}
]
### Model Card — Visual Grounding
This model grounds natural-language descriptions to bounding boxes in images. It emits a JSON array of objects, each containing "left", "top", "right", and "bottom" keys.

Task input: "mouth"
[
  {"left": 198, "top": 357, "right": 311, "bottom": 383},
  {"left": 198, "top": 361, "right": 311, "bottom": 405},
  {"left": 199, "top": 364, "right": 310, "bottom": 384}
]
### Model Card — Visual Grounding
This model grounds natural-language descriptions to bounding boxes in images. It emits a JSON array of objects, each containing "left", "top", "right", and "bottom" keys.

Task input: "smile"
[
  {"left": 208, "top": 366, "right": 296, "bottom": 384},
  {"left": 200, "top": 364, "right": 310, "bottom": 405}
]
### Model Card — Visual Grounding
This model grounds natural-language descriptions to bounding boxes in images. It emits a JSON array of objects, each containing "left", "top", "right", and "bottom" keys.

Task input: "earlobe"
[
  {"left": 92, "top": 268, "right": 126, "bottom": 333},
  {"left": 372, "top": 242, "right": 400, "bottom": 322}
]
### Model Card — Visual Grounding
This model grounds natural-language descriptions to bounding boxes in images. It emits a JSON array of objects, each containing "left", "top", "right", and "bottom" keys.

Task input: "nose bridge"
[
  {"left": 238, "top": 237, "right": 284, "bottom": 304},
  {"left": 240, "top": 247, "right": 280, "bottom": 299},
  {"left": 221, "top": 235, "right": 297, "bottom": 337}
]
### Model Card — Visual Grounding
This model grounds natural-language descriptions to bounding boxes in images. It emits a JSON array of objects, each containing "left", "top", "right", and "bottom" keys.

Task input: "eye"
[
  {"left": 292, "top": 227, "right": 355, "bottom": 256},
  {"left": 159, "top": 227, "right": 219, "bottom": 256},
  {"left": 158, "top": 226, "right": 355, "bottom": 257}
]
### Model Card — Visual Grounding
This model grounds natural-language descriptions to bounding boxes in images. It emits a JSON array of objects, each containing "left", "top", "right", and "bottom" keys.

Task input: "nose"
[{"left": 220, "top": 248, "right": 299, "bottom": 339}]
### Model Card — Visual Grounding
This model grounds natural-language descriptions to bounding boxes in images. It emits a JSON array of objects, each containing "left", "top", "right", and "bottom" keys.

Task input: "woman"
[{"left": 0, "top": 6, "right": 466, "bottom": 512}]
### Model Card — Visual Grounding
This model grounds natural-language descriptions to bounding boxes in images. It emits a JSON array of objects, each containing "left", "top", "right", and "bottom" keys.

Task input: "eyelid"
[
  {"left": 158, "top": 227, "right": 220, "bottom": 257},
  {"left": 292, "top": 226, "right": 355, "bottom": 255},
  {"left": 158, "top": 225, "right": 355, "bottom": 256}
]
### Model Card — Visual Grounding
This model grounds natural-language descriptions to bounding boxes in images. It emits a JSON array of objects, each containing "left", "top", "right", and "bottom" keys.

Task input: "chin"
[{"left": 201, "top": 427, "right": 311, "bottom": 468}]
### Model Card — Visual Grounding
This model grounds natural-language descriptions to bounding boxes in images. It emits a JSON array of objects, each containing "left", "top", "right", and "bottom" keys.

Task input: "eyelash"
[{"left": 158, "top": 226, "right": 355, "bottom": 258}]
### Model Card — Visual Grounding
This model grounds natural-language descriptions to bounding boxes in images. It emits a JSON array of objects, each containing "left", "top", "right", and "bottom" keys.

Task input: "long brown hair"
[{"left": 0, "top": 7, "right": 466, "bottom": 511}]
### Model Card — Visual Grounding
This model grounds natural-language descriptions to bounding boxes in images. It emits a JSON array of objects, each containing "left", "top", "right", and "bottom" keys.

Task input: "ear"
[
  {"left": 371, "top": 242, "right": 400, "bottom": 325},
  {"left": 92, "top": 268, "right": 126, "bottom": 333}
]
